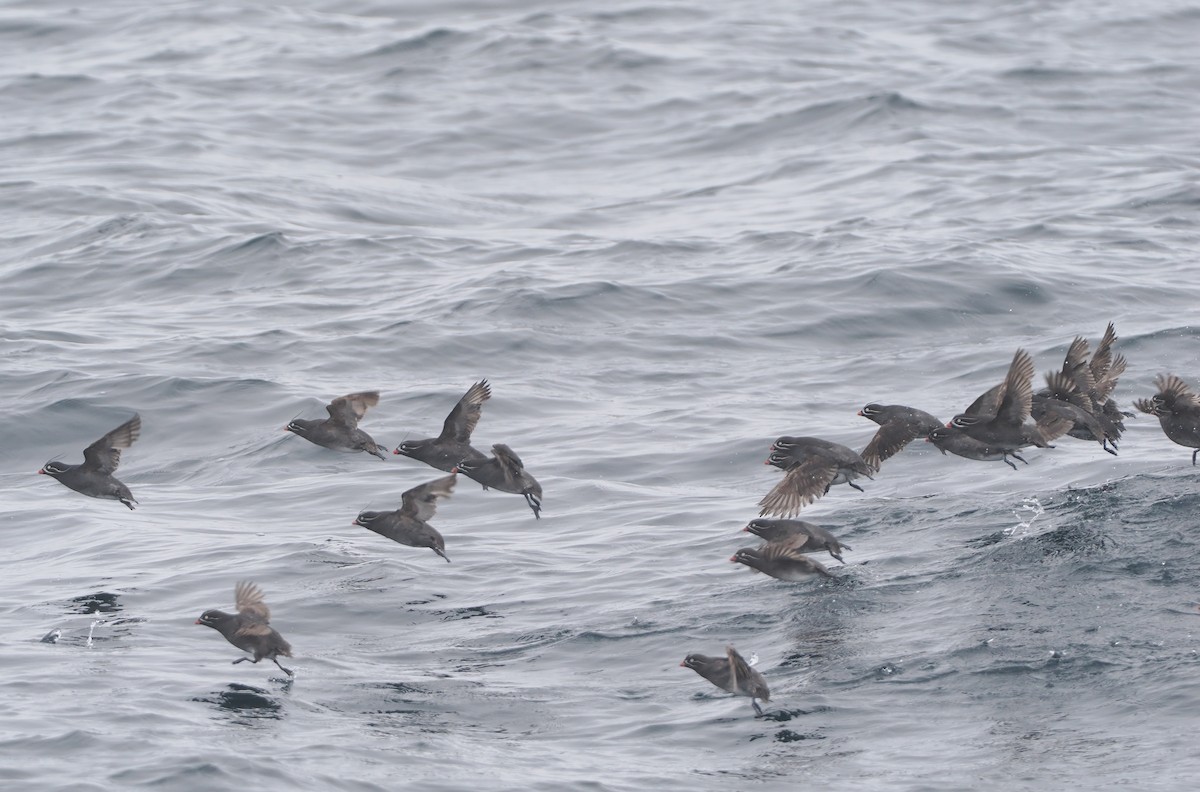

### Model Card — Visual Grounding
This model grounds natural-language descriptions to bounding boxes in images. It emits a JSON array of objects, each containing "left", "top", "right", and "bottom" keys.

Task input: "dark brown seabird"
[
  {"left": 285, "top": 391, "right": 387, "bottom": 459},
  {"left": 731, "top": 539, "right": 835, "bottom": 581},
  {"left": 680, "top": 645, "right": 770, "bottom": 717},
  {"left": 196, "top": 582, "right": 294, "bottom": 676},
  {"left": 394, "top": 380, "right": 490, "bottom": 472},
  {"left": 857, "top": 403, "right": 944, "bottom": 472},
  {"left": 454, "top": 443, "right": 543, "bottom": 519},
  {"left": 743, "top": 518, "right": 851, "bottom": 563},
  {"left": 353, "top": 473, "right": 457, "bottom": 561},
  {"left": 758, "top": 436, "right": 873, "bottom": 518},
  {"left": 39, "top": 413, "right": 141, "bottom": 509},
  {"left": 948, "top": 349, "right": 1073, "bottom": 452},
  {"left": 1134, "top": 374, "right": 1200, "bottom": 465}
]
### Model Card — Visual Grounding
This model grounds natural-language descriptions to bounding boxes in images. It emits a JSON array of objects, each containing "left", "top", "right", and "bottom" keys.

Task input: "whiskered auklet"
[
  {"left": 857, "top": 403, "right": 943, "bottom": 472},
  {"left": 1060, "top": 324, "right": 1131, "bottom": 450},
  {"left": 757, "top": 436, "right": 873, "bottom": 518},
  {"left": 925, "top": 425, "right": 1027, "bottom": 469},
  {"left": 731, "top": 539, "right": 835, "bottom": 581},
  {"left": 353, "top": 473, "right": 457, "bottom": 561},
  {"left": 743, "top": 518, "right": 851, "bottom": 563},
  {"left": 394, "top": 380, "right": 491, "bottom": 472},
  {"left": 681, "top": 645, "right": 770, "bottom": 717},
  {"left": 949, "top": 349, "right": 1072, "bottom": 450},
  {"left": 196, "top": 582, "right": 293, "bottom": 676},
  {"left": 1134, "top": 374, "right": 1200, "bottom": 465},
  {"left": 285, "top": 391, "right": 387, "bottom": 459},
  {"left": 454, "top": 443, "right": 543, "bottom": 519},
  {"left": 1033, "top": 369, "right": 1115, "bottom": 455},
  {"left": 39, "top": 413, "right": 141, "bottom": 509}
]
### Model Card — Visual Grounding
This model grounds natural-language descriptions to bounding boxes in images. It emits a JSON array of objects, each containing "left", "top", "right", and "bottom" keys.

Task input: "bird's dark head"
[
  {"left": 680, "top": 653, "right": 711, "bottom": 671},
  {"left": 771, "top": 436, "right": 800, "bottom": 452},
  {"left": 949, "top": 414, "right": 978, "bottom": 429},
  {"left": 859, "top": 403, "right": 884, "bottom": 420},
  {"left": 393, "top": 440, "right": 424, "bottom": 458},
  {"left": 744, "top": 519, "right": 774, "bottom": 538},
  {"left": 353, "top": 511, "right": 382, "bottom": 527},
  {"left": 926, "top": 427, "right": 952, "bottom": 453},
  {"left": 39, "top": 460, "right": 69, "bottom": 477},
  {"left": 764, "top": 451, "right": 792, "bottom": 470},
  {"left": 284, "top": 420, "right": 310, "bottom": 437},
  {"left": 731, "top": 547, "right": 763, "bottom": 570},
  {"left": 453, "top": 458, "right": 479, "bottom": 474},
  {"left": 195, "top": 609, "right": 229, "bottom": 630}
]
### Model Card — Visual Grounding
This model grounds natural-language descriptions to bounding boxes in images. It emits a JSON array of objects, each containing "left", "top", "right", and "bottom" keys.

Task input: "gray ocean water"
[{"left": 3, "top": 0, "right": 1199, "bottom": 789}]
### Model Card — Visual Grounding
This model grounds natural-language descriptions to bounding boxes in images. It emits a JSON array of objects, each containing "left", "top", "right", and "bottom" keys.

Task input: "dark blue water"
[{"left": 3, "top": 1, "right": 1199, "bottom": 789}]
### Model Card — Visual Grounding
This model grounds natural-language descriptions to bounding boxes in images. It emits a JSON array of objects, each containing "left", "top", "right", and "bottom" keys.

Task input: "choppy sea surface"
[{"left": 2, "top": 1, "right": 1199, "bottom": 789}]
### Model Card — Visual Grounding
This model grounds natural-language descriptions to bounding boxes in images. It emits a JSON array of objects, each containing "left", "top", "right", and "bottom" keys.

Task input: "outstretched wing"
[
  {"left": 1062, "top": 336, "right": 1096, "bottom": 396},
  {"left": 1092, "top": 354, "right": 1126, "bottom": 402},
  {"left": 995, "top": 349, "right": 1034, "bottom": 425},
  {"left": 399, "top": 473, "right": 457, "bottom": 522},
  {"left": 861, "top": 413, "right": 938, "bottom": 472},
  {"left": 725, "top": 645, "right": 750, "bottom": 693},
  {"left": 724, "top": 645, "right": 769, "bottom": 699},
  {"left": 757, "top": 458, "right": 837, "bottom": 518},
  {"left": 438, "top": 380, "right": 491, "bottom": 443},
  {"left": 761, "top": 540, "right": 834, "bottom": 578},
  {"left": 775, "top": 530, "right": 819, "bottom": 554},
  {"left": 491, "top": 443, "right": 527, "bottom": 477},
  {"left": 81, "top": 414, "right": 141, "bottom": 473},
  {"left": 1089, "top": 323, "right": 1118, "bottom": 382},
  {"left": 326, "top": 391, "right": 380, "bottom": 428},
  {"left": 1033, "top": 414, "right": 1074, "bottom": 444},
  {"left": 761, "top": 538, "right": 815, "bottom": 564},
  {"left": 1043, "top": 371, "right": 1093, "bottom": 412},
  {"left": 234, "top": 621, "right": 274, "bottom": 638},
  {"left": 1132, "top": 397, "right": 1159, "bottom": 416},
  {"left": 235, "top": 581, "right": 271, "bottom": 623},
  {"left": 1155, "top": 374, "right": 1200, "bottom": 408},
  {"left": 963, "top": 383, "right": 1004, "bottom": 419}
]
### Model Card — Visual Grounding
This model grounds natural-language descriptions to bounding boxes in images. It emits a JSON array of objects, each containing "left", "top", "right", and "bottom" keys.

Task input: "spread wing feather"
[
  {"left": 439, "top": 381, "right": 491, "bottom": 443},
  {"left": 399, "top": 473, "right": 457, "bottom": 522},
  {"left": 326, "top": 391, "right": 380, "bottom": 428},
  {"left": 82, "top": 414, "right": 141, "bottom": 473}
]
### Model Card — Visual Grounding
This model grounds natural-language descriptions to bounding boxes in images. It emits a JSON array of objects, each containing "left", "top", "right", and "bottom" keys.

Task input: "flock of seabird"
[
  {"left": 36, "top": 380, "right": 540, "bottom": 678},
  {"left": 34, "top": 324, "right": 1200, "bottom": 716},
  {"left": 704, "top": 324, "right": 1199, "bottom": 714}
]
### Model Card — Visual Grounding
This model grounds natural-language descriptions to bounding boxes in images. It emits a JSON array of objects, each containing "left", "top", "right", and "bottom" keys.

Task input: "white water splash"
[
  {"left": 85, "top": 619, "right": 106, "bottom": 648},
  {"left": 1007, "top": 496, "right": 1045, "bottom": 537}
]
